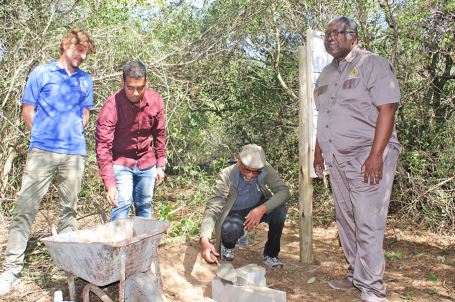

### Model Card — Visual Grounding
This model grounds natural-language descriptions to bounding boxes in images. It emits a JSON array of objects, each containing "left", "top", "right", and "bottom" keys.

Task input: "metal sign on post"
[{"left": 298, "top": 29, "right": 331, "bottom": 264}]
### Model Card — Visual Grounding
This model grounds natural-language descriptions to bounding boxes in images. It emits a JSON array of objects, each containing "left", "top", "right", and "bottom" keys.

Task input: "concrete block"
[
  {"left": 212, "top": 276, "right": 286, "bottom": 302},
  {"left": 235, "top": 264, "right": 266, "bottom": 287}
]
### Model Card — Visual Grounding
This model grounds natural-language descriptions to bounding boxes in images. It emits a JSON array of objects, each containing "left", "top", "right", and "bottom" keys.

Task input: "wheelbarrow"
[{"left": 41, "top": 217, "right": 170, "bottom": 302}]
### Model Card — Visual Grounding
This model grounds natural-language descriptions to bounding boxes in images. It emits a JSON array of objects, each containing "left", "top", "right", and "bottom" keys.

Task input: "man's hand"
[
  {"left": 83, "top": 108, "right": 90, "bottom": 128},
  {"left": 361, "top": 154, "right": 383, "bottom": 185},
  {"left": 313, "top": 141, "right": 325, "bottom": 178},
  {"left": 155, "top": 167, "right": 165, "bottom": 186},
  {"left": 244, "top": 204, "right": 268, "bottom": 229},
  {"left": 200, "top": 237, "right": 219, "bottom": 264},
  {"left": 107, "top": 187, "right": 119, "bottom": 207}
]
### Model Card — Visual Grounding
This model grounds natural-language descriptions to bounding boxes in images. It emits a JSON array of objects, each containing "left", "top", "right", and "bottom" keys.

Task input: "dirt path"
[
  {"left": 159, "top": 223, "right": 455, "bottom": 302},
  {"left": 0, "top": 220, "right": 454, "bottom": 301}
]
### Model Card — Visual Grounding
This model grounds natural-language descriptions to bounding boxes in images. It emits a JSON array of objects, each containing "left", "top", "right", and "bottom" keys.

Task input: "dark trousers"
[{"left": 221, "top": 204, "right": 287, "bottom": 257}]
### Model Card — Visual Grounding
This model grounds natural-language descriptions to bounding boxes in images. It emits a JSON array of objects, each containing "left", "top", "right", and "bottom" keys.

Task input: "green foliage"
[
  {"left": 168, "top": 217, "right": 200, "bottom": 239},
  {"left": 158, "top": 203, "right": 173, "bottom": 221},
  {"left": 0, "top": 0, "right": 453, "bottom": 238},
  {"left": 427, "top": 273, "right": 438, "bottom": 282},
  {"left": 385, "top": 251, "right": 403, "bottom": 260},
  {"left": 307, "top": 276, "right": 316, "bottom": 284}
]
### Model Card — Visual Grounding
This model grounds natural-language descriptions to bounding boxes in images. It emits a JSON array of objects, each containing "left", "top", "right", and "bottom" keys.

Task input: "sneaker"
[
  {"left": 0, "top": 271, "right": 20, "bottom": 295},
  {"left": 262, "top": 255, "right": 284, "bottom": 268},
  {"left": 237, "top": 229, "right": 249, "bottom": 246},
  {"left": 328, "top": 277, "right": 354, "bottom": 290},
  {"left": 221, "top": 244, "right": 235, "bottom": 261}
]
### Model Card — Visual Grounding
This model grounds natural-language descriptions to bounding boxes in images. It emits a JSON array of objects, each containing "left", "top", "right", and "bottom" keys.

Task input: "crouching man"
[{"left": 200, "top": 144, "right": 289, "bottom": 268}]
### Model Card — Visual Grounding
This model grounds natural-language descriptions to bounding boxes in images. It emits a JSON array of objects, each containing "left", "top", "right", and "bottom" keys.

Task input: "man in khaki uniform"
[
  {"left": 313, "top": 17, "right": 401, "bottom": 302},
  {"left": 200, "top": 144, "right": 289, "bottom": 268}
]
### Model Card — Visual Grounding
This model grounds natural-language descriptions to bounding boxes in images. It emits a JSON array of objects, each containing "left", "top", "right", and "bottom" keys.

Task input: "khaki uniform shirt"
[{"left": 315, "top": 46, "right": 401, "bottom": 164}]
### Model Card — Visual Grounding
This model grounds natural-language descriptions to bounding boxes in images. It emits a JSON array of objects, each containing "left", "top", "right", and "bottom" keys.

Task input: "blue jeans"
[{"left": 111, "top": 164, "right": 157, "bottom": 221}]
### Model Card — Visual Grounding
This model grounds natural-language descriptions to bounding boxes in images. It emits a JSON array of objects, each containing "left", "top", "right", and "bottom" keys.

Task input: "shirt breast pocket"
[
  {"left": 139, "top": 117, "right": 153, "bottom": 132},
  {"left": 314, "top": 84, "right": 328, "bottom": 111},
  {"left": 117, "top": 119, "right": 133, "bottom": 130},
  {"left": 342, "top": 77, "right": 360, "bottom": 90},
  {"left": 339, "top": 77, "right": 367, "bottom": 101}
]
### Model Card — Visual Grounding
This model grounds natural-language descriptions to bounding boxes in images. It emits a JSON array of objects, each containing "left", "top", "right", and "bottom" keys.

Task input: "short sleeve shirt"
[
  {"left": 314, "top": 46, "right": 401, "bottom": 164},
  {"left": 22, "top": 61, "right": 93, "bottom": 155}
]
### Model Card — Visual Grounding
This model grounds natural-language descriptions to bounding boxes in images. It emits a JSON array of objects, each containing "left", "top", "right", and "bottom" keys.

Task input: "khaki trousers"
[
  {"left": 329, "top": 146, "right": 399, "bottom": 302},
  {"left": 4, "top": 148, "right": 84, "bottom": 275}
]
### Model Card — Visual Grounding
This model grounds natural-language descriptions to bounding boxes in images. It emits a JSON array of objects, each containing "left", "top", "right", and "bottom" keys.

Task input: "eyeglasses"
[
  {"left": 243, "top": 166, "right": 262, "bottom": 175},
  {"left": 323, "top": 30, "right": 354, "bottom": 39},
  {"left": 239, "top": 162, "right": 262, "bottom": 175}
]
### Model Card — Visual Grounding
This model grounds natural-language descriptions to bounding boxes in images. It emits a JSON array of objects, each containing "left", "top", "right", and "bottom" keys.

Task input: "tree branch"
[
  {"left": 273, "top": 24, "right": 299, "bottom": 102},
  {"left": 379, "top": 0, "right": 399, "bottom": 65}
]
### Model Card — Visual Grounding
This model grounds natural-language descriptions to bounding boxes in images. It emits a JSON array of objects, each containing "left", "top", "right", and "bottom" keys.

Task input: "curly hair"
[{"left": 60, "top": 29, "right": 95, "bottom": 54}]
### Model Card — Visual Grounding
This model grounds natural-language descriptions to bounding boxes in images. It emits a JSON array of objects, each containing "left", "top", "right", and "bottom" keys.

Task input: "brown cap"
[{"left": 239, "top": 144, "right": 266, "bottom": 169}]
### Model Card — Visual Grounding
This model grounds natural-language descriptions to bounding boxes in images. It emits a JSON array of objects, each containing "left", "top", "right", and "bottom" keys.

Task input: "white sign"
[{"left": 306, "top": 30, "right": 332, "bottom": 178}]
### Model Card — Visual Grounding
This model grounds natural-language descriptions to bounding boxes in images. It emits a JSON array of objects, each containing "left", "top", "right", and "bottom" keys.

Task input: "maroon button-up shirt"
[{"left": 95, "top": 89, "right": 166, "bottom": 190}]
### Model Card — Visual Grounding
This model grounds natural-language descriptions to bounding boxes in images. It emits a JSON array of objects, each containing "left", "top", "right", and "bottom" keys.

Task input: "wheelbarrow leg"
[
  {"left": 66, "top": 272, "right": 76, "bottom": 301},
  {"left": 153, "top": 256, "right": 163, "bottom": 289},
  {"left": 82, "top": 284, "right": 114, "bottom": 302},
  {"left": 119, "top": 249, "right": 127, "bottom": 302}
]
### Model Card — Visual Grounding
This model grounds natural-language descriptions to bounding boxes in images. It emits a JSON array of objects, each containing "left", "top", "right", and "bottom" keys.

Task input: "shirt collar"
[
  {"left": 330, "top": 45, "right": 360, "bottom": 68},
  {"left": 49, "top": 60, "right": 63, "bottom": 72},
  {"left": 120, "top": 90, "right": 149, "bottom": 109},
  {"left": 344, "top": 45, "right": 359, "bottom": 63},
  {"left": 49, "top": 60, "right": 81, "bottom": 75}
]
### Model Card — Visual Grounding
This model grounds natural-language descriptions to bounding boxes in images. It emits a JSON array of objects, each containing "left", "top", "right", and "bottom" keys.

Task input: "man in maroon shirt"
[{"left": 96, "top": 60, "right": 166, "bottom": 220}]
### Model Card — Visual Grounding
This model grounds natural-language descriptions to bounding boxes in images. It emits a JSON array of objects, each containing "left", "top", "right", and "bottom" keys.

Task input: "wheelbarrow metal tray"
[{"left": 41, "top": 217, "right": 170, "bottom": 287}]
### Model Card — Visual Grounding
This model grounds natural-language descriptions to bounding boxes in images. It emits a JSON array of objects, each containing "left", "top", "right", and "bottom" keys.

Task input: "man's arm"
[
  {"left": 21, "top": 104, "right": 35, "bottom": 130},
  {"left": 260, "top": 165, "right": 290, "bottom": 213},
  {"left": 95, "top": 100, "right": 119, "bottom": 206},
  {"left": 362, "top": 103, "right": 398, "bottom": 185},
  {"left": 200, "top": 166, "right": 232, "bottom": 263},
  {"left": 153, "top": 97, "right": 167, "bottom": 186},
  {"left": 313, "top": 139, "right": 325, "bottom": 178},
  {"left": 83, "top": 108, "right": 90, "bottom": 128}
]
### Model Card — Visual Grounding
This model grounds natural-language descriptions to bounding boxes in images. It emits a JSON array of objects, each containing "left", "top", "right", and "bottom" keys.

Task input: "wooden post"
[{"left": 298, "top": 46, "right": 313, "bottom": 264}]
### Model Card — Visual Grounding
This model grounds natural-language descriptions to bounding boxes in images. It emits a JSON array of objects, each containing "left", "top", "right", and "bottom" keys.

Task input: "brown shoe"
[{"left": 328, "top": 277, "right": 354, "bottom": 290}]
